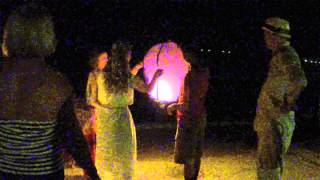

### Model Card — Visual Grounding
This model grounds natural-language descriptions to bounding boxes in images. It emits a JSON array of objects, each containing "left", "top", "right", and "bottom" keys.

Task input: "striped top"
[{"left": 0, "top": 120, "right": 64, "bottom": 175}]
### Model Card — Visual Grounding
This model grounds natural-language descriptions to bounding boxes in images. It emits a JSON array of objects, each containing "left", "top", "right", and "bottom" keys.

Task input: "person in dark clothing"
[
  {"left": 0, "top": 3, "right": 99, "bottom": 179},
  {"left": 167, "top": 43, "right": 210, "bottom": 180}
]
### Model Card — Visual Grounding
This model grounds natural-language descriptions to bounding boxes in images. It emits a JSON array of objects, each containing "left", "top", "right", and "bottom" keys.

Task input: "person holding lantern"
[
  {"left": 167, "top": 43, "right": 210, "bottom": 180},
  {"left": 92, "top": 40, "right": 162, "bottom": 179},
  {"left": 86, "top": 47, "right": 144, "bottom": 166}
]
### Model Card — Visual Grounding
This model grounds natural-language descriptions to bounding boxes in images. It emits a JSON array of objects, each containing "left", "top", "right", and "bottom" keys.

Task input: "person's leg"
[
  {"left": 257, "top": 168, "right": 281, "bottom": 180},
  {"left": 174, "top": 122, "right": 188, "bottom": 164},
  {"left": 184, "top": 117, "right": 205, "bottom": 180},
  {"left": 275, "top": 112, "right": 295, "bottom": 176},
  {"left": 184, "top": 158, "right": 201, "bottom": 180},
  {"left": 256, "top": 124, "right": 282, "bottom": 180}
]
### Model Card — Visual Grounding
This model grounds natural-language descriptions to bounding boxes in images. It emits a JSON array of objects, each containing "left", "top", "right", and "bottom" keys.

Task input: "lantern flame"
[{"left": 150, "top": 80, "right": 173, "bottom": 102}]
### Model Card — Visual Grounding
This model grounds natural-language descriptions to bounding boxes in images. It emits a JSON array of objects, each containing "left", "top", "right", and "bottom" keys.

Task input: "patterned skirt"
[{"left": 95, "top": 106, "right": 137, "bottom": 180}]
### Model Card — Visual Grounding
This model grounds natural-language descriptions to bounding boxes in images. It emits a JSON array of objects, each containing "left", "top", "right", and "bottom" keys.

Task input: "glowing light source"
[
  {"left": 150, "top": 80, "right": 173, "bottom": 101},
  {"left": 303, "top": 58, "right": 320, "bottom": 65},
  {"left": 143, "top": 42, "right": 190, "bottom": 103}
]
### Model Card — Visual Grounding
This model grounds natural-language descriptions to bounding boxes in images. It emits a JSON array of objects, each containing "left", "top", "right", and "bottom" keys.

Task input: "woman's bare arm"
[{"left": 133, "top": 69, "right": 163, "bottom": 93}]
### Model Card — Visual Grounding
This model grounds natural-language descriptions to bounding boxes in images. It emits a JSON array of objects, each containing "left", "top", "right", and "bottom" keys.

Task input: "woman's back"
[
  {"left": 95, "top": 71, "right": 133, "bottom": 107},
  {"left": 0, "top": 58, "right": 72, "bottom": 122},
  {"left": 0, "top": 2, "right": 99, "bottom": 178},
  {"left": 0, "top": 57, "right": 74, "bottom": 176}
]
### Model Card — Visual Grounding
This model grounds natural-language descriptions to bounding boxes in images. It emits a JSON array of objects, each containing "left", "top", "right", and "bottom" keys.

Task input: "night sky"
[{"left": 0, "top": 0, "right": 319, "bottom": 136}]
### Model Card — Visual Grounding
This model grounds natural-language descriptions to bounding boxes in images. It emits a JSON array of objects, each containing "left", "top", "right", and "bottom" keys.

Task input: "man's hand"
[
  {"left": 167, "top": 103, "right": 184, "bottom": 115},
  {"left": 280, "top": 103, "right": 293, "bottom": 114},
  {"left": 167, "top": 103, "right": 177, "bottom": 116},
  {"left": 269, "top": 95, "right": 282, "bottom": 107}
]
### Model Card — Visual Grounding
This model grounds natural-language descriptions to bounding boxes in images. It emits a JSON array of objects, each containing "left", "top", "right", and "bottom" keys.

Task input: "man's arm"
[{"left": 281, "top": 51, "right": 308, "bottom": 112}]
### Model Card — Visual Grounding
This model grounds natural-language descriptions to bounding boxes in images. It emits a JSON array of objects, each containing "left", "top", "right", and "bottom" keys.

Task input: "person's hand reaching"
[
  {"left": 154, "top": 69, "right": 163, "bottom": 78},
  {"left": 131, "top": 61, "right": 144, "bottom": 75},
  {"left": 167, "top": 103, "right": 177, "bottom": 116}
]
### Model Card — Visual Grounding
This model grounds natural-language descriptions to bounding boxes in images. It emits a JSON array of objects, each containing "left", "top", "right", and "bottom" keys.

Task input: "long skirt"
[{"left": 95, "top": 107, "right": 137, "bottom": 180}]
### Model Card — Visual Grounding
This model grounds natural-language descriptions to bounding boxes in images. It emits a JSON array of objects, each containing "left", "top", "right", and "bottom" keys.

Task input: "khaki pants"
[{"left": 256, "top": 112, "right": 295, "bottom": 179}]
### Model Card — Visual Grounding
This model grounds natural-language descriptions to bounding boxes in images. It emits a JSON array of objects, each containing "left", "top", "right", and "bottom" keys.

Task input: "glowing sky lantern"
[{"left": 143, "top": 42, "right": 190, "bottom": 103}]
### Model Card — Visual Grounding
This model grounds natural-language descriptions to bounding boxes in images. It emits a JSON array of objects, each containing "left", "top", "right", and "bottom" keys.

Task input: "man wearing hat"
[{"left": 254, "top": 17, "right": 307, "bottom": 179}]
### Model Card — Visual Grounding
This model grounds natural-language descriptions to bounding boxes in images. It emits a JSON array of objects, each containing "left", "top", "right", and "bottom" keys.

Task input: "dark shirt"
[{"left": 177, "top": 67, "right": 210, "bottom": 122}]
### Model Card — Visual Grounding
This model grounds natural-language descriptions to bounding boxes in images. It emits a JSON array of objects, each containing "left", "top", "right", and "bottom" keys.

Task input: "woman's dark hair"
[
  {"left": 2, "top": 2, "right": 56, "bottom": 57},
  {"left": 89, "top": 48, "right": 107, "bottom": 70},
  {"left": 105, "top": 40, "right": 132, "bottom": 93}
]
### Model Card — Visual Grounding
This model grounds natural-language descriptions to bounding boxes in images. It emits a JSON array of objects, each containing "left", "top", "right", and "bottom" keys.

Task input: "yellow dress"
[{"left": 89, "top": 71, "right": 137, "bottom": 180}]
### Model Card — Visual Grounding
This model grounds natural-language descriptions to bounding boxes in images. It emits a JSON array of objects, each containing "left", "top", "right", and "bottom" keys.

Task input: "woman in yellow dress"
[{"left": 87, "top": 40, "right": 162, "bottom": 179}]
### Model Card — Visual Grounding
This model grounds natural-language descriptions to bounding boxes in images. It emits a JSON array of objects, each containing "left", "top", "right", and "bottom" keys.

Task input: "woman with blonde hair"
[{"left": 0, "top": 3, "right": 99, "bottom": 179}]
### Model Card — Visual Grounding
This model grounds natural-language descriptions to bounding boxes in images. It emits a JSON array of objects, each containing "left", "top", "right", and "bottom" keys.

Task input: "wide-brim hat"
[{"left": 262, "top": 17, "right": 291, "bottom": 39}]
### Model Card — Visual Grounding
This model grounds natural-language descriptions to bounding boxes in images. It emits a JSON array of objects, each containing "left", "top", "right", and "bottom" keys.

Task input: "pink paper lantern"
[{"left": 143, "top": 42, "right": 190, "bottom": 103}]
